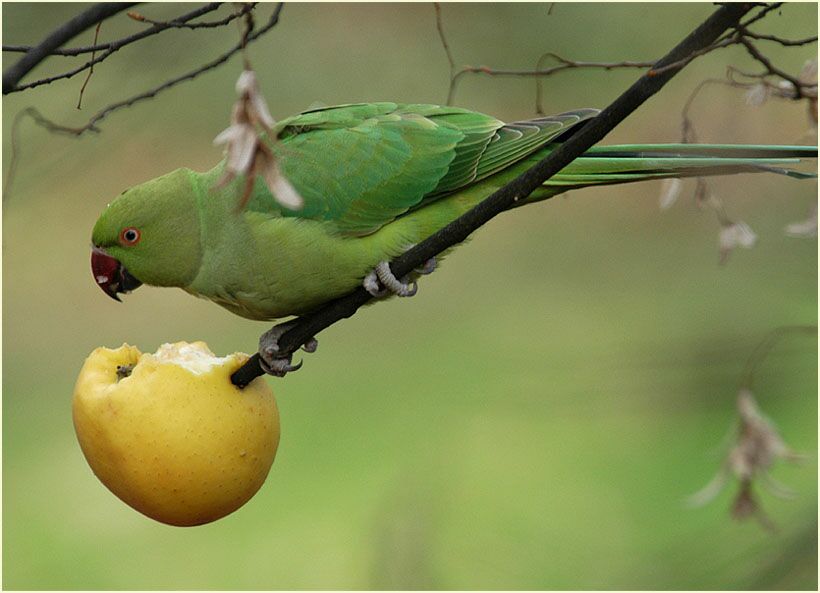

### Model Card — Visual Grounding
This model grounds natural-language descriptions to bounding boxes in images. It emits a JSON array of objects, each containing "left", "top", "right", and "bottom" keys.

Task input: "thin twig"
[
  {"left": 448, "top": 56, "right": 655, "bottom": 107},
  {"left": 726, "top": 65, "right": 817, "bottom": 99},
  {"left": 738, "top": 2, "right": 783, "bottom": 30},
  {"left": 534, "top": 53, "right": 654, "bottom": 114},
  {"left": 3, "top": 45, "right": 77, "bottom": 56},
  {"left": 3, "top": 3, "right": 137, "bottom": 93},
  {"left": 677, "top": 76, "right": 758, "bottom": 246},
  {"left": 4, "top": 3, "right": 241, "bottom": 93},
  {"left": 647, "top": 37, "right": 736, "bottom": 77},
  {"left": 126, "top": 3, "right": 256, "bottom": 31},
  {"left": 76, "top": 22, "right": 102, "bottom": 109},
  {"left": 433, "top": 5, "right": 655, "bottom": 108},
  {"left": 1, "top": 3, "right": 248, "bottom": 57},
  {"left": 654, "top": 4, "right": 817, "bottom": 91},
  {"left": 737, "top": 34, "right": 805, "bottom": 99},
  {"left": 2, "top": 109, "right": 31, "bottom": 201},
  {"left": 680, "top": 77, "right": 732, "bottom": 143},
  {"left": 9, "top": 5, "right": 222, "bottom": 93},
  {"left": 239, "top": 2, "right": 255, "bottom": 69},
  {"left": 231, "top": 2, "right": 756, "bottom": 387},
  {"left": 675, "top": 34, "right": 818, "bottom": 251},
  {"left": 741, "top": 31, "right": 818, "bottom": 47},
  {"left": 433, "top": 2, "right": 455, "bottom": 84},
  {"left": 19, "top": 3, "right": 283, "bottom": 137},
  {"left": 680, "top": 58, "right": 817, "bottom": 147}
]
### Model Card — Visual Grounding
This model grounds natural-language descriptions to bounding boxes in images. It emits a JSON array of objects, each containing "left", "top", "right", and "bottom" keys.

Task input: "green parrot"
[{"left": 91, "top": 102, "right": 817, "bottom": 374}]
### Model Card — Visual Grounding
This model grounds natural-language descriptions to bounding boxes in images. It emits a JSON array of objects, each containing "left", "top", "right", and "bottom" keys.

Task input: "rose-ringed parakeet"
[{"left": 91, "top": 102, "right": 817, "bottom": 374}]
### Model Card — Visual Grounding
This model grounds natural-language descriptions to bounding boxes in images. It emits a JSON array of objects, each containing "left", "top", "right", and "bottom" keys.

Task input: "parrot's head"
[{"left": 91, "top": 168, "right": 203, "bottom": 301}]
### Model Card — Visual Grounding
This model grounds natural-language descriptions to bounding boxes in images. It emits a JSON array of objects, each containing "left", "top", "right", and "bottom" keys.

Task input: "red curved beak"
[{"left": 91, "top": 247, "right": 142, "bottom": 301}]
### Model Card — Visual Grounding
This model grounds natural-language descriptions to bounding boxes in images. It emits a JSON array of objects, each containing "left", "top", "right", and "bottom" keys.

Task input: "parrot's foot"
[
  {"left": 258, "top": 320, "right": 318, "bottom": 378},
  {"left": 363, "top": 255, "right": 437, "bottom": 298},
  {"left": 363, "top": 262, "right": 417, "bottom": 298}
]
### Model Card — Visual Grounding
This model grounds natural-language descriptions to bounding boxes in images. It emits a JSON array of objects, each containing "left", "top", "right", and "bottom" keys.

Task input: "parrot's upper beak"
[{"left": 91, "top": 247, "right": 142, "bottom": 301}]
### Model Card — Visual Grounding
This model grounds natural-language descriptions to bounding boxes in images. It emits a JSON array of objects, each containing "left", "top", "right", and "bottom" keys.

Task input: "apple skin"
[{"left": 73, "top": 342, "right": 280, "bottom": 527}]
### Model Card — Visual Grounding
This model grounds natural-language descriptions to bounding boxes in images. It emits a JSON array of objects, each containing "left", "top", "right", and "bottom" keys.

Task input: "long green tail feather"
[
  {"left": 585, "top": 143, "right": 817, "bottom": 159},
  {"left": 518, "top": 142, "right": 817, "bottom": 202}
]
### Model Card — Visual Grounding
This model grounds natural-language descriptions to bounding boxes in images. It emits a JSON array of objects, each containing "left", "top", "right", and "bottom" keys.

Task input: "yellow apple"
[{"left": 73, "top": 341, "right": 279, "bottom": 526}]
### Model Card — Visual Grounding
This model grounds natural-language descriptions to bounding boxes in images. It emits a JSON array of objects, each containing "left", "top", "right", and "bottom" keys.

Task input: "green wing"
[{"left": 246, "top": 102, "right": 596, "bottom": 235}]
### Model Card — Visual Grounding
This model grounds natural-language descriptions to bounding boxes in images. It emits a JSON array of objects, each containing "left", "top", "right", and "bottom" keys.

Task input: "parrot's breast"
[{"left": 183, "top": 286, "right": 283, "bottom": 321}]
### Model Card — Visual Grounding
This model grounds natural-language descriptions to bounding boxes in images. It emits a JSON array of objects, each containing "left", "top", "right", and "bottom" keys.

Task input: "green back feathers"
[
  {"left": 246, "top": 103, "right": 594, "bottom": 235},
  {"left": 270, "top": 103, "right": 469, "bottom": 234}
]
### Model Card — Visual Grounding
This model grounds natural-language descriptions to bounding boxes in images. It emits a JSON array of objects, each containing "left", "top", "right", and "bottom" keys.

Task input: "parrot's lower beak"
[{"left": 91, "top": 247, "right": 142, "bottom": 301}]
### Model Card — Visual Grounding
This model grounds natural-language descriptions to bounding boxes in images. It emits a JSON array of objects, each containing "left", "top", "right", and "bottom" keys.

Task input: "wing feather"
[{"left": 246, "top": 103, "right": 595, "bottom": 235}]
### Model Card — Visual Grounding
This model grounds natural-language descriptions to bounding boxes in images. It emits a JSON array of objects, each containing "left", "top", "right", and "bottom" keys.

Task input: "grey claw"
[
  {"left": 415, "top": 257, "right": 437, "bottom": 275},
  {"left": 284, "top": 359, "right": 303, "bottom": 373},
  {"left": 259, "top": 354, "right": 303, "bottom": 377},
  {"left": 401, "top": 280, "right": 418, "bottom": 297}
]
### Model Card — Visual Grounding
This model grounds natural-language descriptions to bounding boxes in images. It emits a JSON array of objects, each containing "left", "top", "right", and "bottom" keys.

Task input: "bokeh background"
[{"left": 3, "top": 3, "right": 817, "bottom": 589}]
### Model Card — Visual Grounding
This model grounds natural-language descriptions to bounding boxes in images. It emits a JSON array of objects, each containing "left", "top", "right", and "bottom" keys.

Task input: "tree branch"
[
  {"left": 737, "top": 33, "right": 807, "bottom": 99},
  {"left": 736, "top": 2, "right": 783, "bottom": 29},
  {"left": 3, "top": 3, "right": 258, "bottom": 94},
  {"left": 533, "top": 53, "right": 655, "bottom": 114},
  {"left": 76, "top": 22, "right": 102, "bottom": 109},
  {"left": 645, "top": 37, "right": 736, "bottom": 77},
  {"left": 230, "top": 2, "right": 757, "bottom": 387},
  {"left": 740, "top": 31, "right": 818, "bottom": 46},
  {"left": 434, "top": 4, "right": 655, "bottom": 110},
  {"left": 447, "top": 55, "right": 656, "bottom": 108},
  {"left": 433, "top": 2, "right": 455, "bottom": 81},
  {"left": 11, "top": 3, "right": 283, "bottom": 136},
  {"left": 125, "top": 3, "right": 256, "bottom": 31},
  {"left": 3, "top": 2, "right": 138, "bottom": 94},
  {"left": 1, "top": 3, "right": 240, "bottom": 56}
]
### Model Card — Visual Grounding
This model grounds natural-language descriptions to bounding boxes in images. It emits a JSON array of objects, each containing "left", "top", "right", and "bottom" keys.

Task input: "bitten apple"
[{"left": 73, "top": 341, "right": 279, "bottom": 526}]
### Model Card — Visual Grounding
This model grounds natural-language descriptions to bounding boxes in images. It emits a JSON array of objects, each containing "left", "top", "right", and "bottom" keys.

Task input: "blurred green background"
[{"left": 3, "top": 3, "right": 817, "bottom": 589}]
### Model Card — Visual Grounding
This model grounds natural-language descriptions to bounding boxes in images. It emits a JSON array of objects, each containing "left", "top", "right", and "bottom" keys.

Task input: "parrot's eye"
[{"left": 119, "top": 227, "right": 141, "bottom": 246}]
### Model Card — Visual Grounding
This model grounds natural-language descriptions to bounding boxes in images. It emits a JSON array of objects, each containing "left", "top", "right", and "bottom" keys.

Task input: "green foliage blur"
[{"left": 3, "top": 3, "right": 817, "bottom": 589}]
